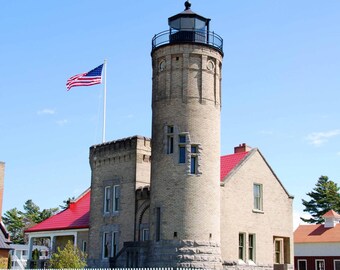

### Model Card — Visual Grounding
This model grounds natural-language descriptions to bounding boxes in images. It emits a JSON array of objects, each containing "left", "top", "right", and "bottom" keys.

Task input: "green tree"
[
  {"left": 49, "top": 241, "right": 87, "bottom": 269},
  {"left": 3, "top": 201, "right": 59, "bottom": 244},
  {"left": 2, "top": 208, "right": 25, "bottom": 243},
  {"left": 59, "top": 197, "right": 75, "bottom": 210},
  {"left": 301, "top": 175, "right": 340, "bottom": 224}
]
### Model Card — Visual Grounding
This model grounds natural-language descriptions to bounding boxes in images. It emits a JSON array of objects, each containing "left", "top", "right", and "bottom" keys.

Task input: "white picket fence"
[{"left": 4, "top": 268, "right": 203, "bottom": 270}]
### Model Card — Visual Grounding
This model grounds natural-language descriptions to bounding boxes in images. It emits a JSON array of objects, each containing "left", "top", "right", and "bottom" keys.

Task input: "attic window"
[{"left": 253, "top": 183, "right": 263, "bottom": 211}]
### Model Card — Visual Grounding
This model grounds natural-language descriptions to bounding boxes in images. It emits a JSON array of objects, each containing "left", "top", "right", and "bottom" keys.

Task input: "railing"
[
  {"left": 11, "top": 254, "right": 26, "bottom": 270},
  {"left": 152, "top": 29, "right": 223, "bottom": 54}
]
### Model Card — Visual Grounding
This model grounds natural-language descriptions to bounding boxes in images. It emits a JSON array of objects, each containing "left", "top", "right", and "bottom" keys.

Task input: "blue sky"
[{"left": 1, "top": 1, "right": 339, "bottom": 229}]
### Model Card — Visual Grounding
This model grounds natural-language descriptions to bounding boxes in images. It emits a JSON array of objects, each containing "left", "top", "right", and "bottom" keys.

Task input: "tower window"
[
  {"left": 166, "top": 125, "right": 174, "bottom": 154},
  {"left": 190, "top": 145, "right": 198, "bottom": 174},
  {"left": 178, "top": 134, "right": 187, "bottom": 163},
  {"left": 179, "top": 135, "right": 186, "bottom": 143},
  {"left": 179, "top": 146, "right": 186, "bottom": 163}
]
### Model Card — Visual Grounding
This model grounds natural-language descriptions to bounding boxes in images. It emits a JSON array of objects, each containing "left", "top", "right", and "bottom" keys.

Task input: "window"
[
  {"left": 253, "top": 183, "right": 263, "bottom": 210},
  {"left": 298, "top": 260, "right": 307, "bottom": 270},
  {"left": 111, "top": 231, "right": 118, "bottom": 257},
  {"left": 113, "top": 185, "right": 120, "bottom": 212},
  {"left": 142, "top": 229, "right": 150, "bottom": 241},
  {"left": 102, "top": 232, "right": 110, "bottom": 259},
  {"left": 274, "top": 239, "right": 283, "bottom": 264},
  {"left": 239, "top": 233, "right": 245, "bottom": 261},
  {"left": 334, "top": 260, "right": 340, "bottom": 270},
  {"left": 166, "top": 126, "right": 174, "bottom": 154},
  {"left": 248, "top": 234, "right": 255, "bottom": 262},
  {"left": 82, "top": 241, "right": 87, "bottom": 253},
  {"left": 179, "top": 146, "right": 186, "bottom": 163},
  {"left": 156, "top": 207, "right": 161, "bottom": 241},
  {"left": 315, "top": 260, "right": 325, "bottom": 270},
  {"left": 179, "top": 135, "right": 186, "bottom": 143},
  {"left": 104, "top": 186, "right": 111, "bottom": 213},
  {"left": 190, "top": 146, "right": 198, "bottom": 174},
  {"left": 179, "top": 135, "right": 186, "bottom": 163}
]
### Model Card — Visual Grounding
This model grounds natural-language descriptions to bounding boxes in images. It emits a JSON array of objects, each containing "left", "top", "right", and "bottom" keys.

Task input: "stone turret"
[{"left": 149, "top": 2, "right": 223, "bottom": 268}]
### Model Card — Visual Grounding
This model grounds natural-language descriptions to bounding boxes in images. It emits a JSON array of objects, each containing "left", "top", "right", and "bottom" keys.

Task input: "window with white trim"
[
  {"left": 274, "top": 238, "right": 283, "bottom": 264},
  {"left": 298, "top": 259, "right": 307, "bottom": 270},
  {"left": 248, "top": 234, "right": 255, "bottom": 262},
  {"left": 113, "top": 185, "right": 120, "bottom": 212},
  {"left": 253, "top": 183, "right": 263, "bottom": 211},
  {"left": 334, "top": 260, "right": 340, "bottom": 270},
  {"left": 104, "top": 186, "right": 111, "bottom": 213},
  {"left": 315, "top": 259, "right": 325, "bottom": 270}
]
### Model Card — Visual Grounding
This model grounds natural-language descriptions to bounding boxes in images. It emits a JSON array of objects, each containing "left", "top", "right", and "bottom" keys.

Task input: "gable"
[{"left": 25, "top": 189, "right": 90, "bottom": 233}]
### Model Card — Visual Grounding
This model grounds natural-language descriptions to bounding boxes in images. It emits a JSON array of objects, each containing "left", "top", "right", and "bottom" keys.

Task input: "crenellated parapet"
[{"left": 89, "top": 136, "right": 151, "bottom": 168}]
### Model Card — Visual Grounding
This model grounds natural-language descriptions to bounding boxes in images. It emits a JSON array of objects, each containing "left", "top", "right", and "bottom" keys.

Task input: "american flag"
[{"left": 66, "top": 64, "right": 103, "bottom": 91}]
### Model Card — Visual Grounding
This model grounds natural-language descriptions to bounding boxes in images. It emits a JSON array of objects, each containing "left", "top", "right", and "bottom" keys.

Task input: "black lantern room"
[{"left": 152, "top": 1, "right": 223, "bottom": 53}]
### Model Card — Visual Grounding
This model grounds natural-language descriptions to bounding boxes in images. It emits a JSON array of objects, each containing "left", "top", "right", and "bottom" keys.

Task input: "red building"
[{"left": 294, "top": 210, "right": 340, "bottom": 270}]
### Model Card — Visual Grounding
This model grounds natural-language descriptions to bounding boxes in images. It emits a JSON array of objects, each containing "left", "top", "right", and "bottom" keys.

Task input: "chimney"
[
  {"left": 0, "top": 162, "right": 5, "bottom": 222},
  {"left": 234, "top": 143, "right": 251, "bottom": 154}
]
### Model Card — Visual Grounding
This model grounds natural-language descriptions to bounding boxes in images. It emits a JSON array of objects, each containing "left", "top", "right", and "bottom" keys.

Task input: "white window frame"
[
  {"left": 315, "top": 259, "right": 325, "bottom": 270},
  {"left": 274, "top": 238, "right": 284, "bottom": 264},
  {"left": 104, "top": 186, "right": 111, "bottom": 214},
  {"left": 102, "top": 232, "right": 110, "bottom": 259},
  {"left": 253, "top": 183, "right": 263, "bottom": 211},
  {"left": 297, "top": 259, "right": 307, "bottom": 270},
  {"left": 113, "top": 185, "right": 120, "bottom": 212},
  {"left": 238, "top": 233, "right": 246, "bottom": 261},
  {"left": 248, "top": 233, "right": 256, "bottom": 262},
  {"left": 334, "top": 260, "right": 340, "bottom": 270},
  {"left": 111, "top": 231, "right": 119, "bottom": 257}
]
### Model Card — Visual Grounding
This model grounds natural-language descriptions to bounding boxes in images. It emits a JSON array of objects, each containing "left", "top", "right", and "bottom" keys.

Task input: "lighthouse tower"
[{"left": 149, "top": 1, "right": 224, "bottom": 268}]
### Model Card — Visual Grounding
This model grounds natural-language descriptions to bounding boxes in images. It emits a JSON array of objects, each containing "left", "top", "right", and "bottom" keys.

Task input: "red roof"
[
  {"left": 25, "top": 189, "right": 90, "bottom": 233},
  {"left": 323, "top": 209, "right": 340, "bottom": 218},
  {"left": 220, "top": 151, "right": 249, "bottom": 181},
  {"left": 294, "top": 223, "right": 340, "bottom": 243}
]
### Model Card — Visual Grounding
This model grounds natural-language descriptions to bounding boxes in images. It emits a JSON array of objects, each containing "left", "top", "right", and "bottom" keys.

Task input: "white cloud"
[
  {"left": 37, "top": 108, "right": 56, "bottom": 115},
  {"left": 306, "top": 129, "right": 340, "bottom": 146},
  {"left": 56, "top": 119, "right": 68, "bottom": 126}
]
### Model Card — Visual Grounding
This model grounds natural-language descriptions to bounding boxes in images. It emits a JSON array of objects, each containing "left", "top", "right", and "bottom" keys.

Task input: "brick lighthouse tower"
[{"left": 149, "top": 1, "right": 224, "bottom": 268}]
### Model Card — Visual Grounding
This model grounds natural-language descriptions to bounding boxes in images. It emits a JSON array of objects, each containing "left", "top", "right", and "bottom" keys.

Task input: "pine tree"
[{"left": 301, "top": 175, "right": 340, "bottom": 223}]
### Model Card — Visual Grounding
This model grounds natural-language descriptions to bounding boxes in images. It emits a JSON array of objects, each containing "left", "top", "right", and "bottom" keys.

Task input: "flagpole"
[{"left": 102, "top": 60, "right": 107, "bottom": 143}]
